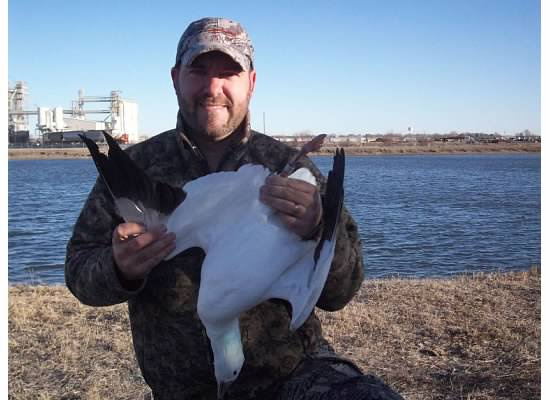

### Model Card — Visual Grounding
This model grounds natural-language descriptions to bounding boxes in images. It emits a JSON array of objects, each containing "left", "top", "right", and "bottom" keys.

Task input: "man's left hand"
[{"left": 259, "top": 175, "right": 322, "bottom": 239}]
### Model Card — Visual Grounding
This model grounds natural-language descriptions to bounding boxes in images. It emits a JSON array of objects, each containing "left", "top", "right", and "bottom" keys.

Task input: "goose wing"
[
  {"left": 80, "top": 131, "right": 186, "bottom": 227},
  {"left": 312, "top": 148, "right": 345, "bottom": 282},
  {"left": 265, "top": 149, "right": 346, "bottom": 330}
]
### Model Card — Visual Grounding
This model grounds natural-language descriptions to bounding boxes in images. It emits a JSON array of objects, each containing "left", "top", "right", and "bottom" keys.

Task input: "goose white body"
[{"left": 162, "top": 164, "right": 337, "bottom": 389}]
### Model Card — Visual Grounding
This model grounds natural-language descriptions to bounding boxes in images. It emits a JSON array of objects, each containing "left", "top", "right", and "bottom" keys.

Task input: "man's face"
[{"left": 171, "top": 51, "right": 256, "bottom": 142}]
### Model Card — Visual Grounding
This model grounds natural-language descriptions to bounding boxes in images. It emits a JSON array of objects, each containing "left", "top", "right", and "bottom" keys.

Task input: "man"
[{"left": 65, "top": 17, "right": 402, "bottom": 400}]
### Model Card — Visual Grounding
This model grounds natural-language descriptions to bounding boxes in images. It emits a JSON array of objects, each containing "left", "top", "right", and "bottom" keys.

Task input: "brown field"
[
  {"left": 317, "top": 142, "right": 540, "bottom": 156},
  {"left": 8, "top": 147, "right": 94, "bottom": 160},
  {"left": 8, "top": 268, "right": 540, "bottom": 399},
  {"left": 7, "top": 142, "right": 540, "bottom": 160}
]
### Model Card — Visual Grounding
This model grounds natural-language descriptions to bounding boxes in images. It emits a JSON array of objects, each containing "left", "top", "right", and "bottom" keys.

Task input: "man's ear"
[
  {"left": 248, "top": 69, "right": 257, "bottom": 97},
  {"left": 171, "top": 66, "right": 180, "bottom": 91}
]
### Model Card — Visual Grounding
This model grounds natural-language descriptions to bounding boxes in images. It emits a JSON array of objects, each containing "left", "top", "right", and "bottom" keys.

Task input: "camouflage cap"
[{"left": 175, "top": 17, "right": 254, "bottom": 71}]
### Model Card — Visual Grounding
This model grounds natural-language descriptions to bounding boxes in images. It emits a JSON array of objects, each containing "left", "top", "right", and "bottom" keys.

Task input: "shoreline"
[
  {"left": 7, "top": 265, "right": 539, "bottom": 287},
  {"left": 8, "top": 142, "right": 541, "bottom": 160},
  {"left": 8, "top": 269, "right": 540, "bottom": 399}
]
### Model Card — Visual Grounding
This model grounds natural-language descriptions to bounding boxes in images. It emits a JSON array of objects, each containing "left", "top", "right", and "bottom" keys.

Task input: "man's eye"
[{"left": 220, "top": 70, "right": 240, "bottom": 78}]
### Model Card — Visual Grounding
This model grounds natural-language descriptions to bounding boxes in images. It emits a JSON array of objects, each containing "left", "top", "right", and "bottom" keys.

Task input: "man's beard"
[{"left": 179, "top": 93, "right": 250, "bottom": 141}]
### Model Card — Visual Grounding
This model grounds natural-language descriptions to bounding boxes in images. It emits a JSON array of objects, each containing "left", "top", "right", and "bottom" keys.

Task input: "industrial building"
[{"left": 8, "top": 81, "right": 139, "bottom": 144}]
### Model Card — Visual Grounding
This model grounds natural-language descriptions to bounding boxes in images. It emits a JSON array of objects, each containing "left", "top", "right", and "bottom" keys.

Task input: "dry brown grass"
[
  {"left": 9, "top": 269, "right": 540, "bottom": 399},
  {"left": 8, "top": 147, "right": 95, "bottom": 160},
  {"left": 316, "top": 142, "right": 541, "bottom": 156},
  {"left": 8, "top": 286, "right": 149, "bottom": 400},
  {"left": 8, "top": 142, "right": 540, "bottom": 159},
  {"left": 319, "top": 268, "right": 541, "bottom": 399}
]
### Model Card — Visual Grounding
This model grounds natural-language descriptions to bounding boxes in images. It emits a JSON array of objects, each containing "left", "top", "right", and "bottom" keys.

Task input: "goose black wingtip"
[
  {"left": 80, "top": 130, "right": 187, "bottom": 221},
  {"left": 310, "top": 146, "right": 346, "bottom": 286},
  {"left": 79, "top": 133, "right": 98, "bottom": 151},
  {"left": 103, "top": 130, "right": 120, "bottom": 150}
]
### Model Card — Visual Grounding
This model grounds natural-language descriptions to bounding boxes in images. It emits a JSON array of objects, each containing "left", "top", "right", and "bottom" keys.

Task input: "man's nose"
[{"left": 203, "top": 76, "right": 224, "bottom": 97}]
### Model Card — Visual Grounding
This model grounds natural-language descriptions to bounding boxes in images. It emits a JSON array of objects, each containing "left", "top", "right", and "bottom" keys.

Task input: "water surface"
[{"left": 8, "top": 153, "right": 540, "bottom": 284}]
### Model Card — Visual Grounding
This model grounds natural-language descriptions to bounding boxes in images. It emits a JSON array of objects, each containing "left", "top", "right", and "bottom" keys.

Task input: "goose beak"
[{"left": 217, "top": 382, "right": 232, "bottom": 399}]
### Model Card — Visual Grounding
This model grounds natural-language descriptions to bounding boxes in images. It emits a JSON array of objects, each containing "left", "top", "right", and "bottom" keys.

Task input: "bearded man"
[{"left": 65, "top": 17, "right": 402, "bottom": 400}]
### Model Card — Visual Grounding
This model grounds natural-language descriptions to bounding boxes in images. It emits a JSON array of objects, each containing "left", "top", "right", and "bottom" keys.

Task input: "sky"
[{"left": 8, "top": 0, "right": 541, "bottom": 137}]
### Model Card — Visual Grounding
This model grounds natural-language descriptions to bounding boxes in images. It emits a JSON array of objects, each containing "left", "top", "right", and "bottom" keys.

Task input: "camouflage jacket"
[{"left": 65, "top": 121, "right": 365, "bottom": 400}]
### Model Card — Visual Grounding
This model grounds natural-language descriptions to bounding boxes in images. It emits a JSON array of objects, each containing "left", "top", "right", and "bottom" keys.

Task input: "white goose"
[{"left": 80, "top": 132, "right": 345, "bottom": 399}]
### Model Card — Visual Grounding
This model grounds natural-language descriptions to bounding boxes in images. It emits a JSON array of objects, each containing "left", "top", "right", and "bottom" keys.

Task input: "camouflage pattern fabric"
[
  {"left": 175, "top": 17, "right": 254, "bottom": 71},
  {"left": 270, "top": 349, "right": 404, "bottom": 400},
  {"left": 65, "top": 112, "right": 366, "bottom": 399}
]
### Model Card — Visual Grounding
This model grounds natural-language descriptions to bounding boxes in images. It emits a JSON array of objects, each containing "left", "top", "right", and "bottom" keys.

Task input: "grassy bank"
[
  {"left": 8, "top": 269, "right": 540, "bottom": 399},
  {"left": 8, "top": 142, "right": 541, "bottom": 160},
  {"left": 316, "top": 142, "right": 540, "bottom": 155}
]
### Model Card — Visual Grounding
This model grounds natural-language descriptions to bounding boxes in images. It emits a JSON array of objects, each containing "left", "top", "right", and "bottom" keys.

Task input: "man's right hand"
[{"left": 112, "top": 222, "right": 176, "bottom": 281}]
